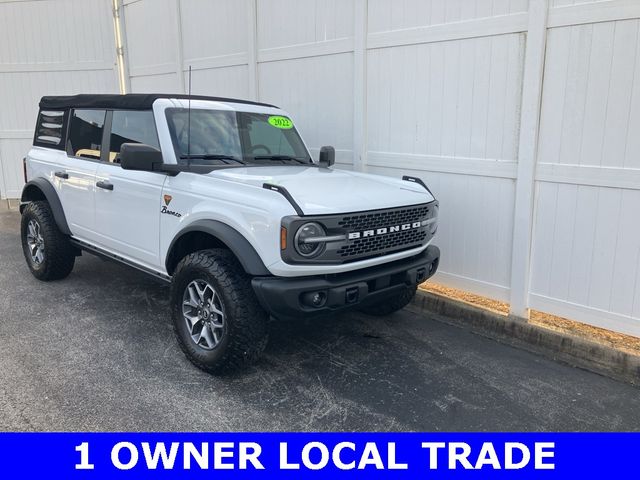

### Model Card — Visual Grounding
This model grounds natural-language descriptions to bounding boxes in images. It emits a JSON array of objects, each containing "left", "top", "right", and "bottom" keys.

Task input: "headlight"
[{"left": 294, "top": 222, "right": 326, "bottom": 257}]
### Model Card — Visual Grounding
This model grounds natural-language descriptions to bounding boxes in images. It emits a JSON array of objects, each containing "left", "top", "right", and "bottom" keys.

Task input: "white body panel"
[
  {"left": 94, "top": 163, "right": 166, "bottom": 269},
  {"left": 26, "top": 148, "right": 98, "bottom": 240},
  {"left": 208, "top": 166, "right": 432, "bottom": 215}
]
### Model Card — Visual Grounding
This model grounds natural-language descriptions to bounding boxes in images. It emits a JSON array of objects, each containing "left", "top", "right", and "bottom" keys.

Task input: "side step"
[{"left": 70, "top": 238, "right": 171, "bottom": 283}]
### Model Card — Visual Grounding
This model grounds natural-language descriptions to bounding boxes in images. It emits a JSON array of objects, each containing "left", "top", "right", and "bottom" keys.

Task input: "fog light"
[{"left": 301, "top": 291, "right": 327, "bottom": 308}]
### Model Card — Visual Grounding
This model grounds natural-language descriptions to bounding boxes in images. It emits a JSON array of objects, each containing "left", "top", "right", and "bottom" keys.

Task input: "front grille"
[
  {"left": 337, "top": 228, "right": 427, "bottom": 258},
  {"left": 338, "top": 205, "right": 430, "bottom": 231},
  {"left": 281, "top": 201, "right": 437, "bottom": 265}
]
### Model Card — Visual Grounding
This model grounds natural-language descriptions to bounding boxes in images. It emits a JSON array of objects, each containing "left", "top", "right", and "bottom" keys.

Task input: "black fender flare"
[
  {"left": 20, "top": 178, "right": 71, "bottom": 235},
  {"left": 166, "top": 220, "right": 271, "bottom": 276}
]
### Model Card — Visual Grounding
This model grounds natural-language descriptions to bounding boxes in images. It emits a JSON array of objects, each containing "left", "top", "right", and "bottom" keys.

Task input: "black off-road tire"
[
  {"left": 359, "top": 285, "right": 417, "bottom": 316},
  {"left": 21, "top": 201, "right": 75, "bottom": 281},
  {"left": 170, "top": 248, "right": 269, "bottom": 374}
]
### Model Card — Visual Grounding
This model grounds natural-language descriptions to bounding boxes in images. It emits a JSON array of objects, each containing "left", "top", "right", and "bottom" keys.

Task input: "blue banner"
[{"left": 0, "top": 433, "right": 635, "bottom": 479}]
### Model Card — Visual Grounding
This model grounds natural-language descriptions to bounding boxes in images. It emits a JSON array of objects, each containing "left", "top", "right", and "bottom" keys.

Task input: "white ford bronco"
[{"left": 20, "top": 94, "right": 440, "bottom": 373}]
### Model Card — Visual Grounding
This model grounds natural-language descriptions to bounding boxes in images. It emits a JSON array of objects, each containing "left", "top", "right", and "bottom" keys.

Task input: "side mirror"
[
  {"left": 318, "top": 146, "right": 335, "bottom": 168},
  {"left": 120, "top": 143, "right": 163, "bottom": 172}
]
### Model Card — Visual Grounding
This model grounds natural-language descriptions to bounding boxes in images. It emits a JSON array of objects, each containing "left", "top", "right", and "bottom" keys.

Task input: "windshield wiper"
[
  {"left": 252, "top": 155, "right": 310, "bottom": 165},
  {"left": 180, "top": 154, "right": 245, "bottom": 165}
]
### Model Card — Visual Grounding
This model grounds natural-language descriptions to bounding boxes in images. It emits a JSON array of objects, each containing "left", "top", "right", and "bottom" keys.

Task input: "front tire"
[
  {"left": 359, "top": 285, "right": 417, "bottom": 316},
  {"left": 21, "top": 201, "right": 75, "bottom": 281},
  {"left": 170, "top": 249, "right": 269, "bottom": 374}
]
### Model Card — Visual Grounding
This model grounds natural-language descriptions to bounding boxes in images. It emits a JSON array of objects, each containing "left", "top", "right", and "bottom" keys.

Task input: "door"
[
  {"left": 93, "top": 110, "right": 166, "bottom": 270},
  {"left": 56, "top": 109, "right": 106, "bottom": 241}
]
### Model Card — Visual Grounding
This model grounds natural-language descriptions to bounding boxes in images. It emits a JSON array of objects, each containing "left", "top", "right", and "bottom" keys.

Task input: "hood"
[{"left": 209, "top": 166, "right": 434, "bottom": 215}]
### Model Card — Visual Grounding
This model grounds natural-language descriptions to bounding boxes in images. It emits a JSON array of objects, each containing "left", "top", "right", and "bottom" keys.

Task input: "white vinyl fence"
[
  {"left": 0, "top": 0, "right": 120, "bottom": 199},
  {"left": 118, "top": 0, "right": 640, "bottom": 337},
  {"left": 530, "top": 1, "right": 640, "bottom": 336},
  {"left": 1, "top": 0, "right": 639, "bottom": 338}
]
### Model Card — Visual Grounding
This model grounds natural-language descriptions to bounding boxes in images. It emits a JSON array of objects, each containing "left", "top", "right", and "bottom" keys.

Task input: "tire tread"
[
  {"left": 21, "top": 201, "right": 75, "bottom": 281},
  {"left": 170, "top": 249, "right": 268, "bottom": 374}
]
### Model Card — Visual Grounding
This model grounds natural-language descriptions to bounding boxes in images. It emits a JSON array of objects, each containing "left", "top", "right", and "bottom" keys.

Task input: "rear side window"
[
  {"left": 109, "top": 110, "right": 159, "bottom": 162},
  {"left": 67, "top": 109, "right": 106, "bottom": 160},
  {"left": 34, "top": 110, "right": 66, "bottom": 148}
]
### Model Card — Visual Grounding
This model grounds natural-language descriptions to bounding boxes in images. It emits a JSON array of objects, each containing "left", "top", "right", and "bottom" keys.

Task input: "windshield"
[{"left": 165, "top": 108, "right": 312, "bottom": 165}]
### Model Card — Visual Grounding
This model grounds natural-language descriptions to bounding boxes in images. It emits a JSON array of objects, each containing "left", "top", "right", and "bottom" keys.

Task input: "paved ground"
[{"left": 1, "top": 204, "right": 639, "bottom": 431}]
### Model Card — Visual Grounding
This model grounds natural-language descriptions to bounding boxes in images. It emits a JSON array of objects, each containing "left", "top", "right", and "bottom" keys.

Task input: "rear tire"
[
  {"left": 170, "top": 249, "right": 269, "bottom": 374},
  {"left": 359, "top": 285, "right": 417, "bottom": 316},
  {"left": 21, "top": 201, "right": 75, "bottom": 281}
]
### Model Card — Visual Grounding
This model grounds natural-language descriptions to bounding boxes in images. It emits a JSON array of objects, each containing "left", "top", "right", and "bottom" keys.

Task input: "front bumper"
[{"left": 251, "top": 245, "right": 440, "bottom": 320}]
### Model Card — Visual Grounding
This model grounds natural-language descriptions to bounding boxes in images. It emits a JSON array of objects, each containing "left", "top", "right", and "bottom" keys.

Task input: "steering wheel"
[{"left": 250, "top": 144, "right": 271, "bottom": 155}]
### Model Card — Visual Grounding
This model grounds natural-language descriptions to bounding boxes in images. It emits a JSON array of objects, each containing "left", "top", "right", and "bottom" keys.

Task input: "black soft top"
[{"left": 39, "top": 93, "right": 277, "bottom": 110}]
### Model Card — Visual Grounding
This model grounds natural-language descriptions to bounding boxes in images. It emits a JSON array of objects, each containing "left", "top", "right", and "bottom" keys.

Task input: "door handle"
[
  {"left": 96, "top": 180, "right": 114, "bottom": 191},
  {"left": 54, "top": 171, "right": 69, "bottom": 179}
]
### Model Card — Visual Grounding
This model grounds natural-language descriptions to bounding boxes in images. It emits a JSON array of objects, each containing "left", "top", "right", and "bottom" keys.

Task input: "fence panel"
[
  {"left": 26, "top": 0, "right": 636, "bottom": 338},
  {"left": 0, "top": 0, "right": 119, "bottom": 199}
]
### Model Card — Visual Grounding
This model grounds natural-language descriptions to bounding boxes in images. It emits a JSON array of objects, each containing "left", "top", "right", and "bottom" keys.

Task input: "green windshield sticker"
[{"left": 268, "top": 116, "right": 293, "bottom": 129}]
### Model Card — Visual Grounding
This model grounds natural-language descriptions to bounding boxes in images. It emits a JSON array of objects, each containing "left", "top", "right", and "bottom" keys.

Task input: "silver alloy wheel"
[
  {"left": 26, "top": 219, "right": 45, "bottom": 266},
  {"left": 182, "top": 279, "right": 225, "bottom": 350}
]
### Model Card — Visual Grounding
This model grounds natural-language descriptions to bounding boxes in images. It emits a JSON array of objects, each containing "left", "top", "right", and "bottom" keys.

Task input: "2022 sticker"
[{"left": 268, "top": 116, "right": 293, "bottom": 129}]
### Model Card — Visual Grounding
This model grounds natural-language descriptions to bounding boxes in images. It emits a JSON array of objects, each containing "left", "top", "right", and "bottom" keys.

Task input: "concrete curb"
[{"left": 409, "top": 290, "right": 640, "bottom": 386}]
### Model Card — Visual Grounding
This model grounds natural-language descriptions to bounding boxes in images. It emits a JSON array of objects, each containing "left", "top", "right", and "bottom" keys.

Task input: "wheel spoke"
[
  {"left": 183, "top": 312, "right": 200, "bottom": 332},
  {"left": 183, "top": 300, "right": 196, "bottom": 310},
  {"left": 210, "top": 319, "right": 224, "bottom": 329},
  {"left": 184, "top": 289, "right": 199, "bottom": 308},
  {"left": 193, "top": 282, "right": 206, "bottom": 302},
  {"left": 203, "top": 284, "right": 215, "bottom": 301},
  {"left": 199, "top": 324, "right": 215, "bottom": 348},
  {"left": 208, "top": 294, "right": 224, "bottom": 316},
  {"left": 186, "top": 284, "right": 199, "bottom": 306}
]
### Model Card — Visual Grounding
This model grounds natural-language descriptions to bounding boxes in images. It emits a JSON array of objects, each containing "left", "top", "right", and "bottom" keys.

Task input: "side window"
[
  {"left": 109, "top": 110, "right": 159, "bottom": 163},
  {"left": 34, "top": 110, "right": 65, "bottom": 148},
  {"left": 67, "top": 109, "right": 106, "bottom": 160}
]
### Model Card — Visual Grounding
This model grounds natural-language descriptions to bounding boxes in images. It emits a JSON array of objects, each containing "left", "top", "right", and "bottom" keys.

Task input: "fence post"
[
  {"left": 247, "top": 0, "right": 259, "bottom": 100},
  {"left": 509, "top": 0, "right": 549, "bottom": 320},
  {"left": 111, "top": 0, "right": 130, "bottom": 94},
  {"left": 353, "top": 0, "right": 368, "bottom": 172},
  {"left": 174, "top": 0, "right": 186, "bottom": 93}
]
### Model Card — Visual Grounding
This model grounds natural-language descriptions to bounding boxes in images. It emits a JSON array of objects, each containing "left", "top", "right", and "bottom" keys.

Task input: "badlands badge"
[{"left": 161, "top": 195, "right": 182, "bottom": 217}]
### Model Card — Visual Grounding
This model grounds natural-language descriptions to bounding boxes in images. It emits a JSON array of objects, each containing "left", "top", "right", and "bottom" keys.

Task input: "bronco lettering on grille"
[{"left": 347, "top": 221, "right": 422, "bottom": 240}]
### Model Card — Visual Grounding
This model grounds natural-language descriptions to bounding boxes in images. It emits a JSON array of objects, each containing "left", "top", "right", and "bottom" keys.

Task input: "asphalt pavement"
[{"left": 1, "top": 204, "right": 639, "bottom": 431}]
